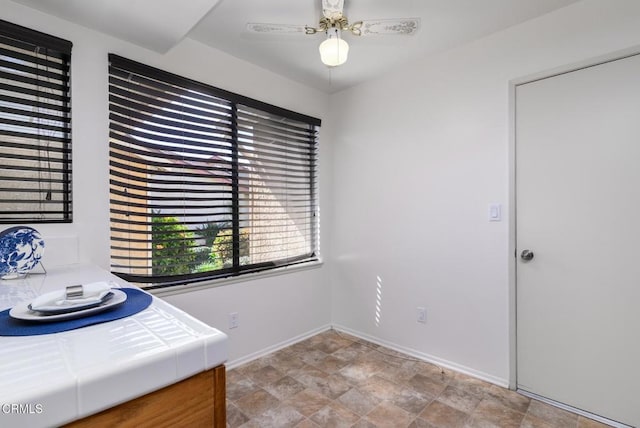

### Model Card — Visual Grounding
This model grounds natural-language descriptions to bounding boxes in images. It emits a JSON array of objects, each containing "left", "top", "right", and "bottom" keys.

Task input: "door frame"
[{"left": 507, "top": 44, "right": 640, "bottom": 391}]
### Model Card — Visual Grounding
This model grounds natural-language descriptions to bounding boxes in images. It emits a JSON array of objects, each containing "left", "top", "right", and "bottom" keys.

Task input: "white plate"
[
  {"left": 30, "top": 291, "right": 115, "bottom": 314},
  {"left": 9, "top": 289, "right": 128, "bottom": 322}
]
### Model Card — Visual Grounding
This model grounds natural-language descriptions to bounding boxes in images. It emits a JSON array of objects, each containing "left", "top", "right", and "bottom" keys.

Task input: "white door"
[{"left": 516, "top": 53, "right": 640, "bottom": 427}]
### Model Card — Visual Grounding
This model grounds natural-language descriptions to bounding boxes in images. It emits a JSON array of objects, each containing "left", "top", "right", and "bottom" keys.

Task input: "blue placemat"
[{"left": 0, "top": 288, "right": 153, "bottom": 336}]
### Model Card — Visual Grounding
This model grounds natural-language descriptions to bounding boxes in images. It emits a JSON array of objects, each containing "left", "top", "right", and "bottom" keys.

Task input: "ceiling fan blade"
[
  {"left": 351, "top": 18, "right": 420, "bottom": 36},
  {"left": 246, "top": 23, "right": 314, "bottom": 35},
  {"left": 322, "top": 0, "right": 344, "bottom": 20}
]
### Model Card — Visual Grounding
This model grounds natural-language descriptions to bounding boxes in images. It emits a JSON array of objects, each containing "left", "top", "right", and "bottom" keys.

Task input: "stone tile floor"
[{"left": 226, "top": 329, "right": 610, "bottom": 428}]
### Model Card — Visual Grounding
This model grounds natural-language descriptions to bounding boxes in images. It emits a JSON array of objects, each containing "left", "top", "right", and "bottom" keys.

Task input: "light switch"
[{"left": 489, "top": 203, "right": 502, "bottom": 222}]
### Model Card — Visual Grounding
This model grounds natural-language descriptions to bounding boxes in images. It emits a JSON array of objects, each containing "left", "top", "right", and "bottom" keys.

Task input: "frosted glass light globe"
[{"left": 319, "top": 29, "right": 349, "bottom": 67}]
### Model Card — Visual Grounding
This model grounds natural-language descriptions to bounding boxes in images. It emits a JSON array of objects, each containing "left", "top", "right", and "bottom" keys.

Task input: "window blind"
[
  {"left": 108, "top": 55, "right": 320, "bottom": 288},
  {"left": 0, "top": 20, "right": 72, "bottom": 223}
]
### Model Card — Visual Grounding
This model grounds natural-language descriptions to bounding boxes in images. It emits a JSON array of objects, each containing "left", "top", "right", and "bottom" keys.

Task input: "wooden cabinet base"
[{"left": 65, "top": 365, "right": 226, "bottom": 427}]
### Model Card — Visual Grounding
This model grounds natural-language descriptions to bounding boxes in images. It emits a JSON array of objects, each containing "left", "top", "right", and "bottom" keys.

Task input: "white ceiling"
[
  {"left": 10, "top": 0, "right": 222, "bottom": 53},
  {"left": 11, "top": 0, "right": 581, "bottom": 93}
]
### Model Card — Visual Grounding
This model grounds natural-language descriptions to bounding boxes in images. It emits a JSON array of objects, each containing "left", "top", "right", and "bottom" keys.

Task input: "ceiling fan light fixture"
[{"left": 319, "top": 27, "right": 348, "bottom": 67}]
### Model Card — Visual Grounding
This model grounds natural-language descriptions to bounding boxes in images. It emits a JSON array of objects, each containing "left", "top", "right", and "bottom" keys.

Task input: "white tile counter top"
[{"left": 0, "top": 264, "right": 228, "bottom": 428}]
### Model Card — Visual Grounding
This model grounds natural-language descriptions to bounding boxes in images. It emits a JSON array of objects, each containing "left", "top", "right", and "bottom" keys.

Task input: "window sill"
[{"left": 147, "top": 259, "right": 324, "bottom": 298}]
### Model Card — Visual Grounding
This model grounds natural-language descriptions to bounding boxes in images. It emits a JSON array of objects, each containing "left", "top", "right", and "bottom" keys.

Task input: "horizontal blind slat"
[
  {"left": 0, "top": 21, "right": 72, "bottom": 225},
  {"left": 0, "top": 93, "right": 70, "bottom": 113},
  {"left": 109, "top": 55, "right": 318, "bottom": 285}
]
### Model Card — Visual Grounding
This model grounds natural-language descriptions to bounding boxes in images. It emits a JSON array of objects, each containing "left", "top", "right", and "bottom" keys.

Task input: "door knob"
[{"left": 520, "top": 250, "right": 534, "bottom": 261}]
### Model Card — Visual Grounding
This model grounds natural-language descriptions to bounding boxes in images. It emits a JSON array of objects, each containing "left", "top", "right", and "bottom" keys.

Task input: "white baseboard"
[
  {"left": 225, "top": 324, "right": 332, "bottom": 370},
  {"left": 518, "top": 390, "right": 628, "bottom": 428},
  {"left": 225, "top": 323, "right": 509, "bottom": 390},
  {"left": 332, "top": 324, "right": 509, "bottom": 388}
]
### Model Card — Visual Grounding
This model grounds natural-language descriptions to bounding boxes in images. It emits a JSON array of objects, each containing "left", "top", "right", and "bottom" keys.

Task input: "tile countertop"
[{"left": 0, "top": 263, "right": 228, "bottom": 428}]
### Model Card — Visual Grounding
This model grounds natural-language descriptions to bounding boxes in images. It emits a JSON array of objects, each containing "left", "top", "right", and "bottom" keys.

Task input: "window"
[
  {"left": 0, "top": 20, "right": 72, "bottom": 223},
  {"left": 108, "top": 55, "right": 320, "bottom": 289}
]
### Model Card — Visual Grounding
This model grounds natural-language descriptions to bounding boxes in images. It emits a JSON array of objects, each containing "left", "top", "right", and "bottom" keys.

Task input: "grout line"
[
  {"left": 331, "top": 323, "right": 509, "bottom": 388},
  {"left": 226, "top": 324, "right": 332, "bottom": 369},
  {"left": 230, "top": 329, "right": 598, "bottom": 428},
  {"left": 518, "top": 389, "right": 627, "bottom": 428}
]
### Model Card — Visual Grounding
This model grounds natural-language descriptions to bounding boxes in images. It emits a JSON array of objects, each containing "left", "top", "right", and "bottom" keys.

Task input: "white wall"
[
  {"left": 1, "top": 0, "right": 332, "bottom": 363},
  {"left": 6, "top": 0, "right": 640, "bottom": 380},
  {"left": 328, "top": 0, "right": 640, "bottom": 384}
]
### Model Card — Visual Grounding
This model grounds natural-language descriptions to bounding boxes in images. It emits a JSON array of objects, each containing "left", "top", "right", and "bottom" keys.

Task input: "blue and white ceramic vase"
[{"left": 0, "top": 226, "right": 45, "bottom": 279}]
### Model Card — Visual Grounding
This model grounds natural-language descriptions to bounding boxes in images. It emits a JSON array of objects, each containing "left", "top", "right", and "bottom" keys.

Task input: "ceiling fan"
[{"left": 246, "top": 0, "right": 420, "bottom": 67}]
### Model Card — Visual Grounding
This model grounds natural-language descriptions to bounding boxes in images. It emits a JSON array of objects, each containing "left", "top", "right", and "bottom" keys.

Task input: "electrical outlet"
[
  {"left": 417, "top": 307, "right": 427, "bottom": 324},
  {"left": 229, "top": 312, "right": 239, "bottom": 329}
]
